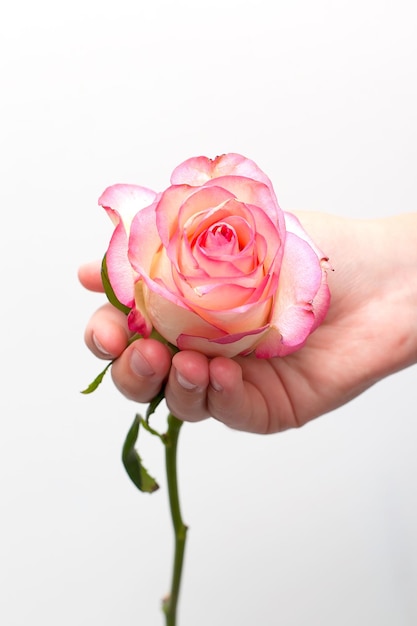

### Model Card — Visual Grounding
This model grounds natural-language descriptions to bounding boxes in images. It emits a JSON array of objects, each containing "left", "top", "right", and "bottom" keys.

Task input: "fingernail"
[
  {"left": 176, "top": 370, "right": 198, "bottom": 390},
  {"left": 92, "top": 333, "right": 113, "bottom": 358},
  {"left": 209, "top": 375, "right": 223, "bottom": 392},
  {"left": 130, "top": 349, "right": 155, "bottom": 377}
]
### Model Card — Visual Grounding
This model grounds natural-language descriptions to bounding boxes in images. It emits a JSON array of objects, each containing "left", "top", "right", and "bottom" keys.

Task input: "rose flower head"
[{"left": 99, "top": 153, "right": 330, "bottom": 358}]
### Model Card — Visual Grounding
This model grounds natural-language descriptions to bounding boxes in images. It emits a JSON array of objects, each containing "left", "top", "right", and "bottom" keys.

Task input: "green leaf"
[
  {"left": 101, "top": 254, "right": 131, "bottom": 315},
  {"left": 122, "top": 414, "right": 159, "bottom": 493},
  {"left": 81, "top": 361, "right": 113, "bottom": 394}
]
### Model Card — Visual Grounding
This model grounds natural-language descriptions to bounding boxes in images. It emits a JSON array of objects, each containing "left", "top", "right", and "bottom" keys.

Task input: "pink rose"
[{"left": 99, "top": 153, "right": 330, "bottom": 358}]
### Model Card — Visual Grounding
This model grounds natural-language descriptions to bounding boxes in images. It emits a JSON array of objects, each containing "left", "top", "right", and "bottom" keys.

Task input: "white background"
[{"left": 1, "top": 1, "right": 416, "bottom": 624}]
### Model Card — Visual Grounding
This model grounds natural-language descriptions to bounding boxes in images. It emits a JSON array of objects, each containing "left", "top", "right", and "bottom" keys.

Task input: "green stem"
[{"left": 162, "top": 414, "right": 188, "bottom": 626}]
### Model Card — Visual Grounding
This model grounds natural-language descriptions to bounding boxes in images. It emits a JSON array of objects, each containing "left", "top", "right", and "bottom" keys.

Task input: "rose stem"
[{"left": 162, "top": 414, "right": 188, "bottom": 626}]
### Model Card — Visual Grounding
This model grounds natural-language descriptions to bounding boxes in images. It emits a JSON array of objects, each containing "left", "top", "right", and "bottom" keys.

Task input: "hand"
[{"left": 78, "top": 212, "right": 417, "bottom": 433}]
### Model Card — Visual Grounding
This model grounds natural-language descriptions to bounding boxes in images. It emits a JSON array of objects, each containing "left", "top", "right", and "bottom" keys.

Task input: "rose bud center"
[{"left": 199, "top": 222, "right": 239, "bottom": 255}]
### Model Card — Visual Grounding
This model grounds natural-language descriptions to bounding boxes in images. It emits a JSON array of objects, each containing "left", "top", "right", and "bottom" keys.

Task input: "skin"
[{"left": 78, "top": 212, "right": 417, "bottom": 434}]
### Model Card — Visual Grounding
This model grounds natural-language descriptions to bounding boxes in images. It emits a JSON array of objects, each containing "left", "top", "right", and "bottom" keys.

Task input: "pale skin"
[{"left": 78, "top": 212, "right": 417, "bottom": 434}]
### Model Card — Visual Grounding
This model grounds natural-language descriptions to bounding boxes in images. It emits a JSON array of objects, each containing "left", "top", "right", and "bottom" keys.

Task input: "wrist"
[
  {"left": 375, "top": 213, "right": 417, "bottom": 373},
  {"left": 295, "top": 211, "right": 417, "bottom": 383}
]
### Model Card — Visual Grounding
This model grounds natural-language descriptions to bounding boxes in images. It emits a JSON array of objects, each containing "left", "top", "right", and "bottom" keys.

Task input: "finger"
[
  {"left": 165, "top": 351, "right": 211, "bottom": 422},
  {"left": 78, "top": 260, "right": 104, "bottom": 292},
  {"left": 84, "top": 303, "right": 131, "bottom": 359},
  {"left": 111, "top": 339, "right": 173, "bottom": 403},
  {"left": 207, "top": 357, "right": 270, "bottom": 433}
]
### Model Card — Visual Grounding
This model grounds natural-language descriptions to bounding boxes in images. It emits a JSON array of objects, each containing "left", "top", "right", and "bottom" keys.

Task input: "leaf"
[
  {"left": 122, "top": 414, "right": 159, "bottom": 493},
  {"left": 101, "top": 254, "right": 131, "bottom": 315},
  {"left": 81, "top": 361, "right": 113, "bottom": 394}
]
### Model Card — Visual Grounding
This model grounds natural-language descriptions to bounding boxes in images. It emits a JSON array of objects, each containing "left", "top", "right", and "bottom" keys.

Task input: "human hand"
[{"left": 78, "top": 212, "right": 417, "bottom": 433}]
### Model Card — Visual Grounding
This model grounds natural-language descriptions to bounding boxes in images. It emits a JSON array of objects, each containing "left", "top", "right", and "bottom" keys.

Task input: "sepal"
[
  {"left": 80, "top": 361, "right": 112, "bottom": 394},
  {"left": 101, "top": 254, "right": 131, "bottom": 315}
]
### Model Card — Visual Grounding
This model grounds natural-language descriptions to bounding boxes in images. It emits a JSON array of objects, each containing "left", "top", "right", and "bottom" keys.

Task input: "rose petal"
[
  {"left": 177, "top": 198, "right": 282, "bottom": 276},
  {"left": 310, "top": 265, "right": 331, "bottom": 331},
  {"left": 100, "top": 185, "right": 159, "bottom": 308},
  {"left": 99, "top": 184, "right": 158, "bottom": 232},
  {"left": 284, "top": 211, "right": 329, "bottom": 263},
  {"left": 128, "top": 204, "right": 165, "bottom": 276},
  {"left": 170, "top": 153, "right": 275, "bottom": 192},
  {"left": 203, "top": 176, "right": 282, "bottom": 227},
  {"left": 177, "top": 326, "right": 269, "bottom": 358},
  {"left": 158, "top": 185, "right": 236, "bottom": 251},
  {"left": 144, "top": 286, "right": 223, "bottom": 347},
  {"left": 105, "top": 218, "right": 135, "bottom": 308},
  {"left": 254, "top": 231, "right": 324, "bottom": 357},
  {"left": 189, "top": 295, "right": 273, "bottom": 334}
]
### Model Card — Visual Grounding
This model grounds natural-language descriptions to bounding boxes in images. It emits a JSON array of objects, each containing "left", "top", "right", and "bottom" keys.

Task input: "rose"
[{"left": 99, "top": 153, "right": 330, "bottom": 358}]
